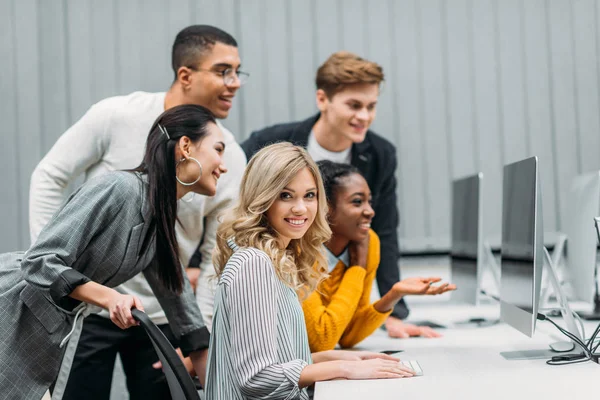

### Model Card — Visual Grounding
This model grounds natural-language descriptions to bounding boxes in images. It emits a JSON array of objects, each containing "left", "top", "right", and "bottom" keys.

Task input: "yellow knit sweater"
[{"left": 302, "top": 230, "right": 392, "bottom": 352}]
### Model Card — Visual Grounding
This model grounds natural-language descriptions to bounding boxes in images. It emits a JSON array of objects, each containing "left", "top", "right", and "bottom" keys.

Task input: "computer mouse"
[{"left": 549, "top": 341, "right": 575, "bottom": 352}]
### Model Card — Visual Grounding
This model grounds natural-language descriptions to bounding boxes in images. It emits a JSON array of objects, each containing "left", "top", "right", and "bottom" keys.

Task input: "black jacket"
[{"left": 242, "top": 114, "right": 409, "bottom": 319}]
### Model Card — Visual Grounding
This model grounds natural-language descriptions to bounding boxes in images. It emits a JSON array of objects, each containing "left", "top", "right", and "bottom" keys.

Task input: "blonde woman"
[{"left": 204, "top": 143, "right": 414, "bottom": 399}]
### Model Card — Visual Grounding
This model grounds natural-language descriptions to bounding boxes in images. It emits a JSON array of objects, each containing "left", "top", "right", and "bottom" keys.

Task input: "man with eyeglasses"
[{"left": 29, "top": 25, "right": 248, "bottom": 399}]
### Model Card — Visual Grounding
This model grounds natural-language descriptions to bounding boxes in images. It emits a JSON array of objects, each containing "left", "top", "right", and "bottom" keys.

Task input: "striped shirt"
[{"left": 205, "top": 243, "right": 312, "bottom": 399}]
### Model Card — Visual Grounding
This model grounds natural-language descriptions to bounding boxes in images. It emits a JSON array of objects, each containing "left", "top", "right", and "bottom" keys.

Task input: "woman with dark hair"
[
  {"left": 302, "top": 160, "right": 456, "bottom": 352},
  {"left": 0, "top": 104, "right": 226, "bottom": 399}
]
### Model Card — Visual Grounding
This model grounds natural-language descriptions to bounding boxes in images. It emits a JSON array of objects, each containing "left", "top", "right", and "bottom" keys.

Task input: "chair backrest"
[{"left": 132, "top": 309, "right": 201, "bottom": 400}]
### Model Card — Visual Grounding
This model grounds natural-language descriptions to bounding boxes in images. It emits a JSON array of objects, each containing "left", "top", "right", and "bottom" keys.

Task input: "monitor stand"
[
  {"left": 500, "top": 348, "right": 561, "bottom": 360},
  {"left": 450, "top": 242, "right": 502, "bottom": 327},
  {"left": 500, "top": 246, "right": 584, "bottom": 360},
  {"left": 577, "top": 255, "right": 600, "bottom": 320},
  {"left": 539, "top": 234, "right": 567, "bottom": 308},
  {"left": 482, "top": 241, "right": 502, "bottom": 295}
]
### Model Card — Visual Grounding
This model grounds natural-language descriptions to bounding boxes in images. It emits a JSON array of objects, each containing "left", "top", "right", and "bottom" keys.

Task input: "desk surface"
[{"left": 314, "top": 303, "right": 599, "bottom": 400}]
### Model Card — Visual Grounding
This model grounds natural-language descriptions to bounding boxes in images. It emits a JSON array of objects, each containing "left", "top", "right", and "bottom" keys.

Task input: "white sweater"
[{"left": 29, "top": 91, "right": 246, "bottom": 325}]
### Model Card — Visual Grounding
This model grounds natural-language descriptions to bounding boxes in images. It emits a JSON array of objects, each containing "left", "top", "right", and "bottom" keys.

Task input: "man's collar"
[
  {"left": 289, "top": 114, "right": 320, "bottom": 146},
  {"left": 290, "top": 113, "right": 372, "bottom": 155}
]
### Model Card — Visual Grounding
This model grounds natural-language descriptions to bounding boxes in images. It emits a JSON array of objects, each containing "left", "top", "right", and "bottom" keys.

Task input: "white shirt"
[
  {"left": 325, "top": 246, "right": 350, "bottom": 272},
  {"left": 29, "top": 91, "right": 247, "bottom": 324},
  {"left": 306, "top": 130, "right": 352, "bottom": 164}
]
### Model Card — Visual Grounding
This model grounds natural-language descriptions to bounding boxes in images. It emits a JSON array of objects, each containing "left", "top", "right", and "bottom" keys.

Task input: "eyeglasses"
[{"left": 188, "top": 66, "right": 250, "bottom": 86}]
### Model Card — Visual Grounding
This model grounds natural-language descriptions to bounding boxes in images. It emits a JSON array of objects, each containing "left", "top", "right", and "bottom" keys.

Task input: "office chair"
[{"left": 131, "top": 309, "right": 201, "bottom": 400}]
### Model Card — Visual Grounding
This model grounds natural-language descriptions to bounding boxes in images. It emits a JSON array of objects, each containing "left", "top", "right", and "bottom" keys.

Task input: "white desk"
[{"left": 314, "top": 303, "right": 599, "bottom": 400}]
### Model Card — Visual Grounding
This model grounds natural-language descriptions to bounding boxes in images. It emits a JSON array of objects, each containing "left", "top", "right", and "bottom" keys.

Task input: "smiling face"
[
  {"left": 177, "top": 122, "right": 227, "bottom": 196},
  {"left": 317, "top": 82, "right": 379, "bottom": 146},
  {"left": 265, "top": 167, "right": 319, "bottom": 248},
  {"left": 328, "top": 172, "right": 375, "bottom": 243},
  {"left": 183, "top": 42, "right": 242, "bottom": 119}
]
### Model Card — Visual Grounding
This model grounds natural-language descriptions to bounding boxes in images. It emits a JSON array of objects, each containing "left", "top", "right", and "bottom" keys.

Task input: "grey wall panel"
[
  {"left": 572, "top": 0, "right": 600, "bottom": 173},
  {"left": 91, "top": 0, "right": 119, "bottom": 101},
  {"left": 167, "top": 0, "right": 193, "bottom": 38},
  {"left": 288, "top": 0, "right": 317, "bottom": 121},
  {"left": 547, "top": 0, "right": 581, "bottom": 231},
  {"left": 117, "top": 0, "right": 143, "bottom": 94},
  {"left": 66, "top": 0, "right": 93, "bottom": 122},
  {"left": 446, "top": 0, "right": 477, "bottom": 180},
  {"left": 419, "top": 0, "right": 452, "bottom": 248},
  {"left": 366, "top": 0, "right": 401, "bottom": 240},
  {"left": 263, "top": 0, "right": 292, "bottom": 126},
  {"left": 14, "top": 0, "right": 42, "bottom": 248},
  {"left": 391, "top": 0, "right": 427, "bottom": 245},
  {"left": 39, "top": 0, "right": 70, "bottom": 153},
  {"left": 313, "top": 0, "right": 341, "bottom": 65},
  {"left": 339, "top": 0, "right": 367, "bottom": 55},
  {"left": 365, "top": 0, "right": 397, "bottom": 147},
  {"left": 237, "top": 0, "right": 267, "bottom": 137},
  {"left": 472, "top": 0, "right": 503, "bottom": 240},
  {"left": 0, "top": 0, "right": 20, "bottom": 251},
  {"left": 2, "top": 0, "right": 600, "bottom": 253},
  {"left": 215, "top": 0, "right": 243, "bottom": 137},
  {"left": 140, "top": 0, "right": 171, "bottom": 93},
  {"left": 193, "top": 0, "right": 219, "bottom": 23},
  {"left": 522, "top": 0, "right": 559, "bottom": 232},
  {"left": 497, "top": 0, "right": 529, "bottom": 164}
]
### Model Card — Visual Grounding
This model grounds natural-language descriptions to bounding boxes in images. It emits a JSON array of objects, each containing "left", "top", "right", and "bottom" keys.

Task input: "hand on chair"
[{"left": 107, "top": 293, "right": 144, "bottom": 329}]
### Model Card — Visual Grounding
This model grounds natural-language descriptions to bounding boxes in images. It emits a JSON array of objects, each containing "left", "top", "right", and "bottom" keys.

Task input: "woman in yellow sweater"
[{"left": 303, "top": 161, "right": 456, "bottom": 352}]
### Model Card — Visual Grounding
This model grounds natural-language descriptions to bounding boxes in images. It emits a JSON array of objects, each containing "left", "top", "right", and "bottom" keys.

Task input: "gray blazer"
[{"left": 0, "top": 171, "right": 208, "bottom": 399}]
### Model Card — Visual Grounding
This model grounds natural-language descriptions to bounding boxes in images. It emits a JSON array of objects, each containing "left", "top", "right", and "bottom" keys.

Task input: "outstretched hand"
[{"left": 392, "top": 277, "right": 456, "bottom": 296}]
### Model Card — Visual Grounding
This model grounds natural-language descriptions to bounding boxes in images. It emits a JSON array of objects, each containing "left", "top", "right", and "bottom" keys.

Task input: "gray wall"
[{"left": 1, "top": 0, "right": 600, "bottom": 254}]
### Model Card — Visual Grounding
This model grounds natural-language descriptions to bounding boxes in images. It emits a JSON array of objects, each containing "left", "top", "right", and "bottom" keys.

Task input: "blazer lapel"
[
  {"left": 135, "top": 173, "right": 155, "bottom": 258},
  {"left": 289, "top": 114, "right": 320, "bottom": 146},
  {"left": 351, "top": 136, "right": 373, "bottom": 182}
]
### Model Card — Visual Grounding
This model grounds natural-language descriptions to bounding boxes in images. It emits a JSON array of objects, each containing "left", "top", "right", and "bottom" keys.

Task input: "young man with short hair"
[
  {"left": 30, "top": 25, "right": 248, "bottom": 399},
  {"left": 242, "top": 51, "right": 440, "bottom": 339}
]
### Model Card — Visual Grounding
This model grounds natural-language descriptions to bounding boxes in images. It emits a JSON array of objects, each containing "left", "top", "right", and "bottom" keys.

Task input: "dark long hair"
[
  {"left": 133, "top": 104, "right": 216, "bottom": 293},
  {"left": 317, "top": 160, "right": 361, "bottom": 205}
]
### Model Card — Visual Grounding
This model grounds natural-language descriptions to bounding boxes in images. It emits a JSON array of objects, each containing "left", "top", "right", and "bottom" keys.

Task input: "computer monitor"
[
  {"left": 450, "top": 173, "right": 483, "bottom": 305},
  {"left": 563, "top": 171, "right": 600, "bottom": 318},
  {"left": 500, "top": 157, "right": 544, "bottom": 338}
]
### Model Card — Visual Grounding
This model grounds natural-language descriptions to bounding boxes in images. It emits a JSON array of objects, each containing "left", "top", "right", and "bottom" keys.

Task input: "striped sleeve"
[{"left": 227, "top": 251, "right": 308, "bottom": 398}]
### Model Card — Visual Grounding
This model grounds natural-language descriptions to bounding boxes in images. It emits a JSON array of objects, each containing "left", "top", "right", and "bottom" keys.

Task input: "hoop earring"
[{"left": 176, "top": 157, "right": 203, "bottom": 186}]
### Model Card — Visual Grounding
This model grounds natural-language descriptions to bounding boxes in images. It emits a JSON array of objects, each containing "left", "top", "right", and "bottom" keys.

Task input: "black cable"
[
  {"left": 587, "top": 322, "right": 600, "bottom": 348},
  {"left": 537, "top": 313, "right": 590, "bottom": 355},
  {"left": 592, "top": 338, "right": 600, "bottom": 354},
  {"left": 536, "top": 312, "right": 599, "bottom": 365},
  {"left": 546, "top": 354, "right": 589, "bottom": 366}
]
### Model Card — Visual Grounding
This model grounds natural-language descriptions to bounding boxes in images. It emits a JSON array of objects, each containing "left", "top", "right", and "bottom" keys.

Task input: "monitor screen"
[
  {"left": 450, "top": 173, "right": 482, "bottom": 305},
  {"left": 500, "top": 156, "right": 543, "bottom": 337}
]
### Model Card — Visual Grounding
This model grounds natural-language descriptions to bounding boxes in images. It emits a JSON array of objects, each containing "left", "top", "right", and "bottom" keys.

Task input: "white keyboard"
[{"left": 400, "top": 360, "right": 423, "bottom": 376}]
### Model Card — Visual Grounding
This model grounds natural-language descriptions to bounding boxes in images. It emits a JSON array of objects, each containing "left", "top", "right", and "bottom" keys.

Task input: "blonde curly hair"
[{"left": 213, "top": 142, "right": 331, "bottom": 298}]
